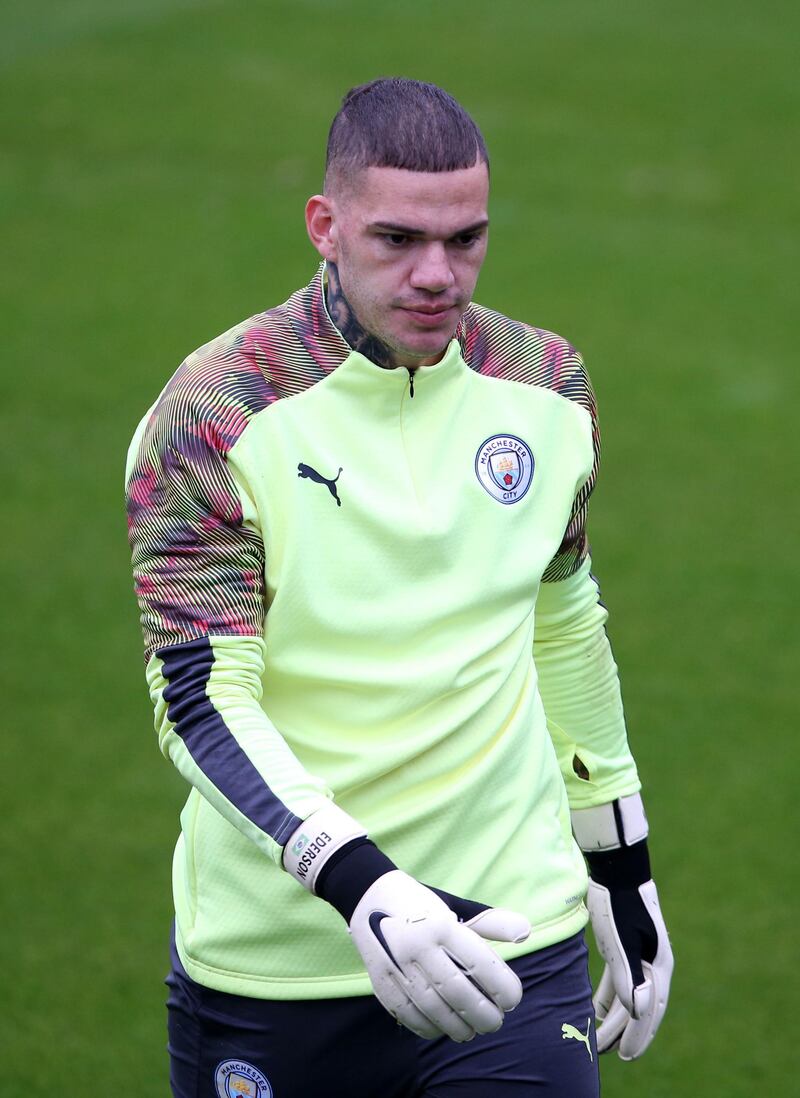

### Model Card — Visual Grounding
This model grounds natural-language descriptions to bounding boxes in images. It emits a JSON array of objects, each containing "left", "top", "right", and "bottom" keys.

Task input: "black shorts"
[{"left": 167, "top": 931, "right": 599, "bottom": 1097}]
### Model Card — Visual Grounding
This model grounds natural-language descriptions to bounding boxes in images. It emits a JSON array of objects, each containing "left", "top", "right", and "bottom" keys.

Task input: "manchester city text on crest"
[
  {"left": 214, "top": 1059, "right": 273, "bottom": 1098},
  {"left": 475, "top": 434, "right": 534, "bottom": 505}
]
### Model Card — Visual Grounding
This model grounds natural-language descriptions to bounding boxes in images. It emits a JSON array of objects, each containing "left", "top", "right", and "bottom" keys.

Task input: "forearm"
[
  {"left": 534, "top": 558, "right": 640, "bottom": 808},
  {"left": 148, "top": 633, "right": 331, "bottom": 864}
]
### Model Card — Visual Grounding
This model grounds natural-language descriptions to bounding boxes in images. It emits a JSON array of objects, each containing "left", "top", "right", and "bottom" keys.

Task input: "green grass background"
[{"left": 1, "top": 1, "right": 797, "bottom": 1093}]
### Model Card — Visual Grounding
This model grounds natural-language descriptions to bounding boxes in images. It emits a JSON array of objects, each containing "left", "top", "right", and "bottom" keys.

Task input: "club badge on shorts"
[
  {"left": 214, "top": 1059, "right": 273, "bottom": 1098},
  {"left": 475, "top": 434, "right": 534, "bottom": 504}
]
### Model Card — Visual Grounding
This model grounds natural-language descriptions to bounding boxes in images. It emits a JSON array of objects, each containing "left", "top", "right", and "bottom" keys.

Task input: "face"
[{"left": 306, "top": 163, "right": 490, "bottom": 367}]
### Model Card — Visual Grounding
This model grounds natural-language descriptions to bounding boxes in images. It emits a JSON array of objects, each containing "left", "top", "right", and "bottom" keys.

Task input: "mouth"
[{"left": 400, "top": 304, "right": 458, "bottom": 327}]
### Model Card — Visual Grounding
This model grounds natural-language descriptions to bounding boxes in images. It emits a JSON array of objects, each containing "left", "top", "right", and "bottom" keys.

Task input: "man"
[{"left": 126, "top": 78, "right": 673, "bottom": 1097}]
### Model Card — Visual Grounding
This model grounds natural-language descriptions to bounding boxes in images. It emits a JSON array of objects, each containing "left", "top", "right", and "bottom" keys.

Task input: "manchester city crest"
[
  {"left": 214, "top": 1060, "right": 273, "bottom": 1098},
  {"left": 475, "top": 434, "right": 534, "bottom": 504}
]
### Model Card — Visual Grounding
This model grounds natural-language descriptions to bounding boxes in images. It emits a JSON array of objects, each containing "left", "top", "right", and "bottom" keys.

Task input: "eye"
[
  {"left": 452, "top": 232, "right": 481, "bottom": 248},
  {"left": 382, "top": 233, "right": 409, "bottom": 247}
]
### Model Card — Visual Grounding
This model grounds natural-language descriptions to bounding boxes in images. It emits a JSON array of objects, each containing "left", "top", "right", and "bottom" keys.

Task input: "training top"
[{"left": 125, "top": 265, "right": 641, "bottom": 1000}]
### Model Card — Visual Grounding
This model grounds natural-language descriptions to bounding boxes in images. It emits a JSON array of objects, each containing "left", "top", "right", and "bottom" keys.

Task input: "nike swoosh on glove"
[
  {"left": 572, "top": 793, "right": 674, "bottom": 1060},
  {"left": 346, "top": 870, "right": 530, "bottom": 1042},
  {"left": 283, "top": 803, "right": 530, "bottom": 1042}
]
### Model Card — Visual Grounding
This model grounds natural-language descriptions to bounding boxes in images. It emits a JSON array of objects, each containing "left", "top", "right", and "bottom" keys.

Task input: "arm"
[
  {"left": 126, "top": 393, "right": 331, "bottom": 861},
  {"left": 535, "top": 566, "right": 673, "bottom": 1060},
  {"left": 126, "top": 383, "right": 529, "bottom": 1041},
  {"left": 534, "top": 370, "right": 673, "bottom": 1060}
]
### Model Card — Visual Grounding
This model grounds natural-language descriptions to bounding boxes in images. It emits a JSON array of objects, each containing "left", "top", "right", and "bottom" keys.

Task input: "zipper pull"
[{"left": 408, "top": 369, "right": 415, "bottom": 398}]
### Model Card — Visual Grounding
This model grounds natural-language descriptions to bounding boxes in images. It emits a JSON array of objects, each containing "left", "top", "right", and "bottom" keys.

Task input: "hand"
[
  {"left": 586, "top": 875, "right": 673, "bottom": 1059},
  {"left": 571, "top": 793, "right": 674, "bottom": 1060},
  {"left": 349, "top": 871, "right": 531, "bottom": 1042},
  {"left": 282, "top": 802, "right": 530, "bottom": 1042}
]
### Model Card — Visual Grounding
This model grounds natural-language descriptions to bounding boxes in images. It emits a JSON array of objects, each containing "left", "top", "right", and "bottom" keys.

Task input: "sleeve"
[
  {"left": 534, "top": 356, "right": 640, "bottom": 807},
  {"left": 125, "top": 391, "right": 330, "bottom": 865},
  {"left": 540, "top": 350, "right": 599, "bottom": 583},
  {"left": 534, "top": 558, "right": 641, "bottom": 808}
]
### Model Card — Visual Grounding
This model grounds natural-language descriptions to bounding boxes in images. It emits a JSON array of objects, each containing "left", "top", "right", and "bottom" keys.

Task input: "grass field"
[{"left": 1, "top": 1, "right": 797, "bottom": 1094}]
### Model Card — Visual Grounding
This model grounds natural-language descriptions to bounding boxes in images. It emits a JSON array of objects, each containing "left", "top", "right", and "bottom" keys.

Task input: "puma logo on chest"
[{"left": 297, "top": 463, "right": 343, "bottom": 507}]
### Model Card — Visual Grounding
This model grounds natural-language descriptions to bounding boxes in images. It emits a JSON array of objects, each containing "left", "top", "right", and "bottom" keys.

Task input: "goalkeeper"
[{"left": 126, "top": 77, "right": 673, "bottom": 1098}]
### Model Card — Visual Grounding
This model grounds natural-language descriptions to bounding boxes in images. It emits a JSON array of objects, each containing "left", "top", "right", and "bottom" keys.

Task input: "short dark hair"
[{"left": 325, "top": 77, "right": 488, "bottom": 190}]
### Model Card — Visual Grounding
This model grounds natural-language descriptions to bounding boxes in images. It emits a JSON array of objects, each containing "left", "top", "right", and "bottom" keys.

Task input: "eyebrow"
[{"left": 369, "top": 219, "right": 490, "bottom": 239}]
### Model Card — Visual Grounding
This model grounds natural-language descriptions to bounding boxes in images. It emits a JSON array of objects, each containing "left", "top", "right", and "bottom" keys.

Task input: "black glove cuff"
[
  {"left": 314, "top": 838, "right": 397, "bottom": 923},
  {"left": 585, "top": 838, "right": 652, "bottom": 889}
]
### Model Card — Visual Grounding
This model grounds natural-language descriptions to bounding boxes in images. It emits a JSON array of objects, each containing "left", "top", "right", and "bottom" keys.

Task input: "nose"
[{"left": 409, "top": 242, "right": 455, "bottom": 294}]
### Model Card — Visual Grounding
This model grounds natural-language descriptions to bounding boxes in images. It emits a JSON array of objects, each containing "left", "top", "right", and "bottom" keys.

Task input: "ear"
[{"left": 305, "top": 194, "right": 339, "bottom": 262}]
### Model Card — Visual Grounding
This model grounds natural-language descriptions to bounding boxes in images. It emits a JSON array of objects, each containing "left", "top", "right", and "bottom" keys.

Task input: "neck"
[{"left": 325, "top": 262, "right": 398, "bottom": 370}]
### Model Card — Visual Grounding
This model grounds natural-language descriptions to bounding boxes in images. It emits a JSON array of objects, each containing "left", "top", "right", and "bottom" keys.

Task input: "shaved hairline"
[
  {"left": 324, "top": 157, "right": 487, "bottom": 202},
  {"left": 323, "top": 78, "right": 489, "bottom": 197}
]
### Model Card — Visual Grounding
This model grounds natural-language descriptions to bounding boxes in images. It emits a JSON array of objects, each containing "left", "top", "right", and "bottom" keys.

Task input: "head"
[{"left": 306, "top": 78, "right": 490, "bottom": 367}]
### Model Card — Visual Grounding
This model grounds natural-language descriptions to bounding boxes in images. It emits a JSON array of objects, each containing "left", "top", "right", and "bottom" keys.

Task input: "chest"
[{"left": 233, "top": 369, "right": 591, "bottom": 637}]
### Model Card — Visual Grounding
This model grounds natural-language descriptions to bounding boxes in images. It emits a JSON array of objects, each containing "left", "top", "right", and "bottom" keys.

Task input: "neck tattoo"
[{"left": 325, "top": 261, "right": 397, "bottom": 369}]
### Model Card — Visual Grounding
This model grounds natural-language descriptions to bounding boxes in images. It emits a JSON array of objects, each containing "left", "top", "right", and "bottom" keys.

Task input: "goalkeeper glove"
[
  {"left": 572, "top": 792, "right": 674, "bottom": 1060},
  {"left": 283, "top": 802, "right": 530, "bottom": 1042}
]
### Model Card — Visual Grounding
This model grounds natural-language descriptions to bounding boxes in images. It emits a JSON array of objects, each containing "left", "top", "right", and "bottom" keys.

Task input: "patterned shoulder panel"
[
  {"left": 457, "top": 302, "right": 595, "bottom": 418},
  {"left": 457, "top": 302, "right": 600, "bottom": 582},
  {"left": 127, "top": 270, "right": 349, "bottom": 660}
]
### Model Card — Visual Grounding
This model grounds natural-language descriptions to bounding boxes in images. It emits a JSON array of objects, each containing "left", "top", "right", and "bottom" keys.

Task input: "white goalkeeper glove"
[
  {"left": 572, "top": 793, "right": 674, "bottom": 1061},
  {"left": 283, "top": 803, "right": 531, "bottom": 1042}
]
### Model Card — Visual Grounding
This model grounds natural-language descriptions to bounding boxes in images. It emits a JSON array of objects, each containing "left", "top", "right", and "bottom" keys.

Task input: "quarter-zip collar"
[{"left": 331, "top": 338, "right": 468, "bottom": 408}]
